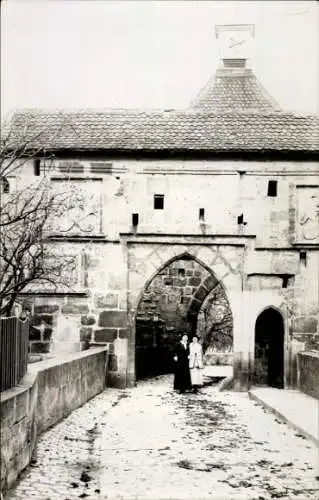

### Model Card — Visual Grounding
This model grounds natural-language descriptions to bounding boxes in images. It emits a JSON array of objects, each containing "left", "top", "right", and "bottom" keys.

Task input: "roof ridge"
[{"left": 9, "top": 108, "right": 319, "bottom": 120}]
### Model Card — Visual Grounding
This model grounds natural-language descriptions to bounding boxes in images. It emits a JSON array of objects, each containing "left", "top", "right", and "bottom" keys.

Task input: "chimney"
[{"left": 215, "top": 24, "right": 255, "bottom": 69}]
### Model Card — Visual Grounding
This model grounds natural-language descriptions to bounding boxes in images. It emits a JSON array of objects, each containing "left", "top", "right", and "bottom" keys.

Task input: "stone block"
[
  {"left": 43, "top": 328, "right": 53, "bottom": 341},
  {"left": 118, "top": 329, "right": 128, "bottom": 339},
  {"left": 94, "top": 293, "right": 119, "bottom": 309},
  {"left": 107, "top": 371, "right": 127, "bottom": 388},
  {"left": 305, "top": 335, "right": 319, "bottom": 350},
  {"left": 188, "top": 276, "right": 201, "bottom": 287},
  {"left": 169, "top": 269, "right": 178, "bottom": 276},
  {"left": 81, "top": 315, "right": 96, "bottom": 326},
  {"left": 29, "top": 326, "right": 41, "bottom": 341},
  {"left": 61, "top": 304, "right": 89, "bottom": 315},
  {"left": 95, "top": 329, "right": 117, "bottom": 343},
  {"left": 15, "top": 392, "right": 28, "bottom": 422},
  {"left": 164, "top": 277, "right": 173, "bottom": 286},
  {"left": 31, "top": 315, "right": 44, "bottom": 327},
  {"left": 298, "top": 352, "right": 319, "bottom": 399},
  {"left": 21, "top": 298, "right": 33, "bottom": 313},
  {"left": 184, "top": 286, "right": 192, "bottom": 295},
  {"left": 34, "top": 305, "right": 59, "bottom": 314},
  {"left": 30, "top": 341, "right": 50, "bottom": 354},
  {"left": 181, "top": 296, "right": 191, "bottom": 305},
  {"left": 294, "top": 316, "right": 318, "bottom": 334},
  {"left": 159, "top": 294, "right": 168, "bottom": 306},
  {"left": 99, "top": 311, "right": 127, "bottom": 328},
  {"left": 194, "top": 286, "right": 208, "bottom": 302},
  {"left": 0, "top": 398, "right": 15, "bottom": 427},
  {"left": 108, "top": 354, "right": 118, "bottom": 371},
  {"left": 39, "top": 315, "right": 54, "bottom": 326},
  {"left": 118, "top": 292, "right": 127, "bottom": 310},
  {"left": 80, "top": 327, "right": 93, "bottom": 342},
  {"left": 203, "top": 274, "right": 218, "bottom": 291},
  {"left": 173, "top": 278, "right": 187, "bottom": 287},
  {"left": 113, "top": 337, "right": 127, "bottom": 356},
  {"left": 186, "top": 270, "right": 193, "bottom": 276},
  {"left": 194, "top": 270, "right": 202, "bottom": 277},
  {"left": 158, "top": 268, "right": 168, "bottom": 275}
]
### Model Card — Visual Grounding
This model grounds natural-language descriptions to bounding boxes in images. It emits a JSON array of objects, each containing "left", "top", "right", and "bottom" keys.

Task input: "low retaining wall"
[
  {"left": 297, "top": 351, "right": 319, "bottom": 400},
  {"left": 0, "top": 347, "right": 108, "bottom": 495}
]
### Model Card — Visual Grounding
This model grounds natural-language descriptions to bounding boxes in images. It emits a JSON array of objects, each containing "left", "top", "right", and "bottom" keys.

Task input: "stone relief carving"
[
  {"left": 297, "top": 187, "right": 319, "bottom": 243},
  {"left": 51, "top": 180, "right": 102, "bottom": 235}
]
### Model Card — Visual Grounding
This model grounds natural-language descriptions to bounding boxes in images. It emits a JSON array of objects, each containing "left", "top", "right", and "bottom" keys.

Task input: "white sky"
[{"left": 1, "top": 0, "right": 318, "bottom": 117}]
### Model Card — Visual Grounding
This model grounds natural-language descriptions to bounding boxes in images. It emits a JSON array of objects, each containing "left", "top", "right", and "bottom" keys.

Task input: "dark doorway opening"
[
  {"left": 135, "top": 319, "right": 175, "bottom": 379},
  {"left": 254, "top": 308, "right": 284, "bottom": 388}
]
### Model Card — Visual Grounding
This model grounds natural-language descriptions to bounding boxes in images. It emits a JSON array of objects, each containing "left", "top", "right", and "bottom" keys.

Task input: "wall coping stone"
[
  {"left": 0, "top": 347, "right": 107, "bottom": 404},
  {"left": 298, "top": 350, "right": 319, "bottom": 359}
]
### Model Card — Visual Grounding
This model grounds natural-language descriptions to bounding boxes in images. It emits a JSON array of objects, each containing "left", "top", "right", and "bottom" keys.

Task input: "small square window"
[
  {"left": 178, "top": 268, "right": 185, "bottom": 277},
  {"left": 154, "top": 194, "right": 164, "bottom": 210},
  {"left": 199, "top": 208, "right": 205, "bottom": 221},
  {"left": 300, "top": 251, "right": 307, "bottom": 266},
  {"left": 237, "top": 214, "right": 244, "bottom": 225},
  {"left": 1, "top": 177, "right": 10, "bottom": 193},
  {"left": 282, "top": 275, "right": 289, "bottom": 288},
  {"left": 34, "top": 159, "right": 41, "bottom": 176},
  {"left": 267, "top": 180, "right": 277, "bottom": 197},
  {"left": 132, "top": 213, "right": 139, "bottom": 226}
]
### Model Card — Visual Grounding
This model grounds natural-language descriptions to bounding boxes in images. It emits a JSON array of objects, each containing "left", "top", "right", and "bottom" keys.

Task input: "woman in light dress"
[{"left": 189, "top": 335, "right": 203, "bottom": 393}]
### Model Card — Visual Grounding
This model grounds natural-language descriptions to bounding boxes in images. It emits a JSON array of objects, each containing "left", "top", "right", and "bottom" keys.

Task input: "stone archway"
[
  {"left": 135, "top": 253, "right": 232, "bottom": 379},
  {"left": 254, "top": 308, "right": 284, "bottom": 388},
  {"left": 127, "top": 243, "right": 243, "bottom": 385}
]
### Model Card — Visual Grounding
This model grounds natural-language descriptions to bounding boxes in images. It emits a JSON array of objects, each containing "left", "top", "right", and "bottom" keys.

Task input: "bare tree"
[{"left": 0, "top": 114, "right": 80, "bottom": 316}]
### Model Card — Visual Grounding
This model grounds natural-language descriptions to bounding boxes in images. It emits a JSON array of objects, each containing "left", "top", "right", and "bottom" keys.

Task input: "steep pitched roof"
[
  {"left": 190, "top": 68, "right": 280, "bottom": 113},
  {"left": 8, "top": 108, "right": 319, "bottom": 152},
  {"left": 5, "top": 62, "right": 319, "bottom": 154}
]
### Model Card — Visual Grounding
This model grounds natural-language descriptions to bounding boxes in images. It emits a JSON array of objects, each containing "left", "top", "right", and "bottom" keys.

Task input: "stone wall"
[
  {"left": 137, "top": 258, "right": 212, "bottom": 336},
  {"left": 18, "top": 241, "right": 128, "bottom": 388},
  {"left": 0, "top": 347, "right": 108, "bottom": 495},
  {"left": 13, "top": 159, "right": 319, "bottom": 389},
  {"left": 297, "top": 351, "right": 319, "bottom": 400}
]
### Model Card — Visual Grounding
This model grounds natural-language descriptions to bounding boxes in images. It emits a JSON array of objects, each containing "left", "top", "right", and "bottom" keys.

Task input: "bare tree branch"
[{"left": 0, "top": 114, "right": 83, "bottom": 316}]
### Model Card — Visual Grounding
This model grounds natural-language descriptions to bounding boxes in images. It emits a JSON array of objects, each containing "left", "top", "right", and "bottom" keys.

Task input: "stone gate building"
[{"left": 6, "top": 25, "right": 319, "bottom": 390}]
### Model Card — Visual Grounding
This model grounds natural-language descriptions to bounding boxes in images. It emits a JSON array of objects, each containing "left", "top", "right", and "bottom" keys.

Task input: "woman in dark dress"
[{"left": 173, "top": 334, "right": 191, "bottom": 393}]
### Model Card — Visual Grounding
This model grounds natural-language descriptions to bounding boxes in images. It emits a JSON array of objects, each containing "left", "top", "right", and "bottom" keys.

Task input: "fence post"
[{"left": 15, "top": 317, "right": 19, "bottom": 386}]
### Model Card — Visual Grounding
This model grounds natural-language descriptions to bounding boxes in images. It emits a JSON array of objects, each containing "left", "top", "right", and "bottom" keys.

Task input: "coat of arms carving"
[{"left": 296, "top": 186, "right": 319, "bottom": 243}]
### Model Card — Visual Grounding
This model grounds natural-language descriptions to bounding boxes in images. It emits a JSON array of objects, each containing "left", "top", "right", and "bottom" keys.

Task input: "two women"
[{"left": 173, "top": 334, "right": 203, "bottom": 393}]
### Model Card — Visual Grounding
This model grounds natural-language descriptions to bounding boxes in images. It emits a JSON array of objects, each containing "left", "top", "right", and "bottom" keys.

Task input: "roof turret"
[{"left": 190, "top": 24, "right": 280, "bottom": 113}]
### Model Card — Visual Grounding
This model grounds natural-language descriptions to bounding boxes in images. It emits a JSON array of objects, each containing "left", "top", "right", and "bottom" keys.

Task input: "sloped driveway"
[{"left": 7, "top": 375, "right": 319, "bottom": 499}]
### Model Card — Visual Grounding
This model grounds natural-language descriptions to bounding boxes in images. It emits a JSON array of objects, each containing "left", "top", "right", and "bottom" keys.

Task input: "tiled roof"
[
  {"left": 190, "top": 68, "right": 280, "bottom": 113},
  {"left": 8, "top": 108, "right": 319, "bottom": 152}
]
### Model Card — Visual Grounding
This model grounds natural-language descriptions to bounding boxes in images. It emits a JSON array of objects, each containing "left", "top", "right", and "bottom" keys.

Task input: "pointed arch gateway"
[{"left": 135, "top": 252, "right": 233, "bottom": 379}]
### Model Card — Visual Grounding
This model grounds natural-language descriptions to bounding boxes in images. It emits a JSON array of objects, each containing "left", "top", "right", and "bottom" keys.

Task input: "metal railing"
[{"left": 0, "top": 316, "right": 29, "bottom": 392}]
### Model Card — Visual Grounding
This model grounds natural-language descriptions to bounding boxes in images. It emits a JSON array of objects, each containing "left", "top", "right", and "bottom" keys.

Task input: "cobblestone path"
[{"left": 7, "top": 375, "right": 319, "bottom": 500}]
